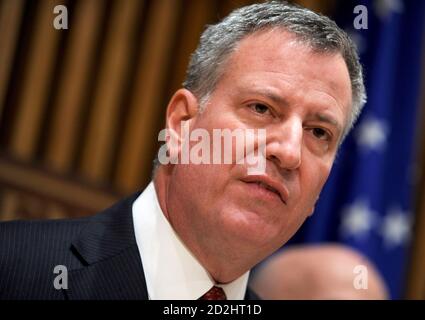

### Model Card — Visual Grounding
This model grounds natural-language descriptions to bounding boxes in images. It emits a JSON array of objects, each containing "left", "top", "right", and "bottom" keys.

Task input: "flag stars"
[
  {"left": 340, "top": 199, "right": 376, "bottom": 239},
  {"left": 339, "top": 199, "right": 413, "bottom": 250},
  {"left": 355, "top": 117, "right": 388, "bottom": 151},
  {"left": 374, "top": 0, "right": 404, "bottom": 20},
  {"left": 380, "top": 207, "right": 411, "bottom": 249}
]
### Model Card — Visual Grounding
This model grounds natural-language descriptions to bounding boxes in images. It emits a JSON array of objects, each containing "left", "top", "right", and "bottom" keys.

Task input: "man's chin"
[{"left": 222, "top": 208, "right": 285, "bottom": 247}]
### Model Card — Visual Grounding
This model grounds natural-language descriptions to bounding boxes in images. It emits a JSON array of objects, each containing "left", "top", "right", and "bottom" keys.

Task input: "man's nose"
[{"left": 266, "top": 118, "right": 302, "bottom": 170}]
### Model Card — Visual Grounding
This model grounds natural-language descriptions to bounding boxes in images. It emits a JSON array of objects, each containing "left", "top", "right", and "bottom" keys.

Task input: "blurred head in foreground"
[{"left": 251, "top": 244, "right": 388, "bottom": 299}]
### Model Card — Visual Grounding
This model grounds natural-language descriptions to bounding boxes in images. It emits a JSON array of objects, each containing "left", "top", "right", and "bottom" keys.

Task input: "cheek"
[
  {"left": 308, "top": 151, "right": 333, "bottom": 182},
  {"left": 174, "top": 163, "right": 232, "bottom": 204}
]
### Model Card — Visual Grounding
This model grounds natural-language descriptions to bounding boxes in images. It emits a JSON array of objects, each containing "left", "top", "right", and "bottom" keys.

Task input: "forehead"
[{"left": 228, "top": 29, "right": 350, "bottom": 86}]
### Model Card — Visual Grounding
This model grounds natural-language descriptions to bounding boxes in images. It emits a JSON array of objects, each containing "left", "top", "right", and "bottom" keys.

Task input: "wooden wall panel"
[
  {"left": 0, "top": 190, "right": 19, "bottom": 220},
  {"left": 0, "top": 0, "right": 24, "bottom": 122},
  {"left": 115, "top": 0, "right": 180, "bottom": 192},
  {"left": 79, "top": 0, "right": 142, "bottom": 183},
  {"left": 0, "top": 157, "right": 119, "bottom": 213},
  {"left": 8, "top": 0, "right": 62, "bottom": 160},
  {"left": 167, "top": 0, "right": 216, "bottom": 104},
  {"left": 45, "top": 0, "right": 105, "bottom": 172}
]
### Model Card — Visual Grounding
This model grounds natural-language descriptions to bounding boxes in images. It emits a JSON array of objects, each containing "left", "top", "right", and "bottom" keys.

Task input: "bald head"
[{"left": 251, "top": 244, "right": 388, "bottom": 300}]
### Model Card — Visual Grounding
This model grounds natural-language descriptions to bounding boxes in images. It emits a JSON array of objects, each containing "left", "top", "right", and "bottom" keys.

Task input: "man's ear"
[
  {"left": 308, "top": 206, "right": 315, "bottom": 217},
  {"left": 164, "top": 89, "right": 199, "bottom": 155},
  {"left": 308, "top": 195, "right": 320, "bottom": 217}
]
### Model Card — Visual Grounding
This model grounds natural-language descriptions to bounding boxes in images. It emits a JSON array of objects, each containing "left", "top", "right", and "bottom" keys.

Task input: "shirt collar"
[{"left": 132, "top": 181, "right": 249, "bottom": 300}]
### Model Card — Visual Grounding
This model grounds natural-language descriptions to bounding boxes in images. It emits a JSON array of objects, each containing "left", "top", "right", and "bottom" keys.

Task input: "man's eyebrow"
[
  {"left": 312, "top": 113, "right": 342, "bottom": 133},
  {"left": 241, "top": 87, "right": 344, "bottom": 132},
  {"left": 240, "top": 88, "right": 288, "bottom": 106}
]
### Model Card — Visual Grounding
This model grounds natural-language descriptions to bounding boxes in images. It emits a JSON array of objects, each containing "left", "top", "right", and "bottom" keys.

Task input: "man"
[
  {"left": 250, "top": 244, "right": 388, "bottom": 299},
  {"left": 0, "top": 1, "right": 365, "bottom": 299}
]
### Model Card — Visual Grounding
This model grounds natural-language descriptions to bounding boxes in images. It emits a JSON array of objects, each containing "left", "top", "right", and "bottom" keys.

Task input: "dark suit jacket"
[{"left": 0, "top": 193, "right": 259, "bottom": 300}]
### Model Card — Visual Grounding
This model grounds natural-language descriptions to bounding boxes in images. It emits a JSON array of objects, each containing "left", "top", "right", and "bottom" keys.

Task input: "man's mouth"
[
  {"left": 255, "top": 181, "right": 280, "bottom": 196},
  {"left": 240, "top": 175, "right": 288, "bottom": 204}
]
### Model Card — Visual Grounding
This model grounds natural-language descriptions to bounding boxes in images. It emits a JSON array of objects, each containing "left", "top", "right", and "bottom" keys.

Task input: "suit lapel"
[{"left": 67, "top": 193, "right": 149, "bottom": 300}]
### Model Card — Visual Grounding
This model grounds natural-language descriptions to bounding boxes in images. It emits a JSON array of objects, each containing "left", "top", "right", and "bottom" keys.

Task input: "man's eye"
[
  {"left": 312, "top": 128, "right": 330, "bottom": 140},
  {"left": 248, "top": 103, "right": 270, "bottom": 115}
]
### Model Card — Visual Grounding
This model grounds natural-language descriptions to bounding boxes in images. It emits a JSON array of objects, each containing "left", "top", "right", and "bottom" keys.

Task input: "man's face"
[{"left": 167, "top": 30, "right": 352, "bottom": 263}]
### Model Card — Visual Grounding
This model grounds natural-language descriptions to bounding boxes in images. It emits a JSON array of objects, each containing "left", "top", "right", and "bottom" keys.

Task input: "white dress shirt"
[{"left": 132, "top": 182, "right": 249, "bottom": 300}]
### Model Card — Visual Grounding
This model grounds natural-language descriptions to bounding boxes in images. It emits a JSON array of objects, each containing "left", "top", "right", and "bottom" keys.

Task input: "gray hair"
[{"left": 183, "top": 1, "right": 366, "bottom": 139}]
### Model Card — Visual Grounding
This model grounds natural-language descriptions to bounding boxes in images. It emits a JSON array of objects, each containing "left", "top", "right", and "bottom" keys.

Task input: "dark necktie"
[{"left": 199, "top": 286, "right": 227, "bottom": 300}]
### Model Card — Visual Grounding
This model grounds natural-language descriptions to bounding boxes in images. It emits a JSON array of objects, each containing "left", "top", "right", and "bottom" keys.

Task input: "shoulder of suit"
[
  {"left": 0, "top": 216, "right": 90, "bottom": 268},
  {"left": 0, "top": 191, "right": 141, "bottom": 260},
  {"left": 0, "top": 190, "right": 141, "bottom": 240},
  {"left": 0, "top": 215, "right": 90, "bottom": 243}
]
